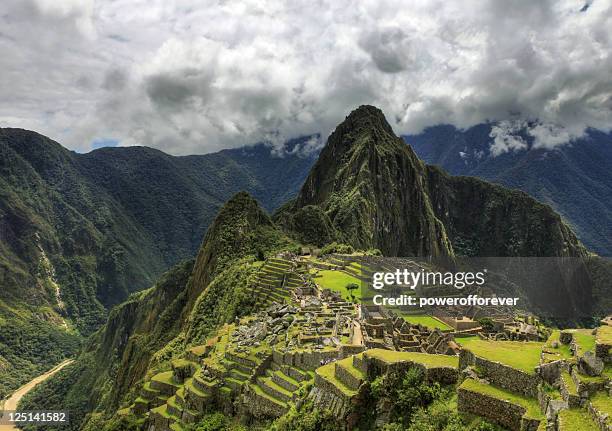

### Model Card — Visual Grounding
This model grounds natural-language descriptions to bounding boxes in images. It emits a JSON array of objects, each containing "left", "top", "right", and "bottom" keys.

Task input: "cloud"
[
  {"left": 0, "top": 0, "right": 611, "bottom": 154},
  {"left": 489, "top": 121, "right": 529, "bottom": 156}
]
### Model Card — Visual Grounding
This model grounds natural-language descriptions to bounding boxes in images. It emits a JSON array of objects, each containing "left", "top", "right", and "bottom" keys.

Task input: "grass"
[
  {"left": 184, "top": 378, "right": 208, "bottom": 398},
  {"left": 365, "top": 348, "right": 459, "bottom": 368},
  {"left": 457, "top": 338, "right": 543, "bottom": 374},
  {"left": 152, "top": 371, "right": 179, "bottom": 386},
  {"left": 316, "top": 362, "right": 358, "bottom": 397},
  {"left": 572, "top": 329, "right": 596, "bottom": 355},
  {"left": 335, "top": 357, "right": 365, "bottom": 380},
  {"left": 312, "top": 270, "right": 362, "bottom": 301},
  {"left": 591, "top": 391, "right": 612, "bottom": 417},
  {"left": 460, "top": 378, "right": 544, "bottom": 420},
  {"left": 561, "top": 371, "right": 577, "bottom": 396},
  {"left": 274, "top": 371, "right": 300, "bottom": 388},
  {"left": 151, "top": 404, "right": 173, "bottom": 419},
  {"left": 597, "top": 325, "right": 612, "bottom": 345},
  {"left": 557, "top": 408, "right": 598, "bottom": 430},
  {"left": 250, "top": 383, "right": 288, "bottom": 407},
  {"left": 401, "top": 314, "right": 452, "bottom": 331},
  {"left": 542, "top": 330, "right": 573, "bottom": 362},
  {"left": 188, "top": 345, "right": 207, "bottom": 357}
]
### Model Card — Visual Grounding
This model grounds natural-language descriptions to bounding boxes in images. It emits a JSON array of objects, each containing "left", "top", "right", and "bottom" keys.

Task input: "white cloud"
[
  {"left": 489, "top": 121, "right": 529, "bottom": 156},
  {"left": 0, "top": 0, "right": 611, "bottom": 154}
]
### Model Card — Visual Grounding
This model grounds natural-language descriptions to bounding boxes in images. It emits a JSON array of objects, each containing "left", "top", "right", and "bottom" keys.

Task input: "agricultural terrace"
[
  {"left": 557, "top": 408, "right": 598, "bottom": 430},
  {"left": 542, "top": 330, "right": 573, "bottom": 363},
  {"left": 457, "top": 338, "right": 543, "bottom": 374},
  {"left": 459, "top": 378, "right": 544, "bottom": 420},
  {"left": 597, "top": 325, "right": 612, "bottom": 344},
  {"left": 571, "top": 329, "right": 596, "bottom": 355},
  {"left": 364, "top": 348, "right": 459, "bottom": 369},
  {"left": 401, "top": 314, "right": 452, "bottom": 331}
]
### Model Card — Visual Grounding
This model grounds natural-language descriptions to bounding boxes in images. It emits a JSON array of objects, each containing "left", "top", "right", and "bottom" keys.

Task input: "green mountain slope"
[
  {"left": 406, "top": 124, "right": 612, "bottom": 256},
  {"left": 0, "top": 129, "right": 314, "bottom": 398},
  {"left": 278, "top": 106, "right": 586, "bottom": 258},
  {"left": 17, "top": 192, "right": 292, "bottom": 430},
  {"left": 276, "top": 105, "right": 453, "bottom": 257},
  {"left": 15, "top": 106, "right": 603, "bottom": 431}
]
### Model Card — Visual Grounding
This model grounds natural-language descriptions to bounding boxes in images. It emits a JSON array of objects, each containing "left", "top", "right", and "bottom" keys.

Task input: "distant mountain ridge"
[
  {"left": 0, "top": 128, "right": 315, "bottom": 397},
  {"left": 405, "top": 124, "right": 612, "bottom": 256},
  {"left": 278, "top": 106, "right": 586, "bottom": 259}
]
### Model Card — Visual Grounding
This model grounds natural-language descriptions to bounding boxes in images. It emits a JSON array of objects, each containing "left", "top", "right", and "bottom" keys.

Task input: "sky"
[{"left": 1, "top": 0, "right": 611, "bottom": 155}]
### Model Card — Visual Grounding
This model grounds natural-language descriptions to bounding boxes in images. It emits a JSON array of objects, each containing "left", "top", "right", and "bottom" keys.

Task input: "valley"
[{"left": 11, "top": 106, "right": 611, "bottom": 431}]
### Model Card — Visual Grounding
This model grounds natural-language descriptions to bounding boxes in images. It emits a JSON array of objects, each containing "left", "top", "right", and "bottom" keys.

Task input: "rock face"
[
  {"left": 278, "top": 105, "right": 587, "bottom": 259},
  {"left": 278, "top": 105, "right": 453, "bottom": 257}
]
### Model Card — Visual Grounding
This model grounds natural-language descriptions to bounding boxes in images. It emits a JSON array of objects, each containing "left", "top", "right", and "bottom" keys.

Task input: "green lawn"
[
  {"left": 401, "top": 314, "right": 452, "bottom": 331},
  {"left": 457, "top": 339, "right": 543, "bottom": 374},
  {"left": 365, "top": 348, "right": 459, "bottom": 369},
  {"left": 312, "top": 270, "right": 362, "bottom": 301},
  {"left": 335, "top": 357, "right": 365, "bottom": 379},
  {"left": 597, "top": 325, "right": 612, "bottom": 345},
  {"left": 151, "top": 371, "right": 178, "bottom": 386},
  {"left": 459, "top": 378, "right": 543, "bottom": 420},
  {"left": 561, "top": 371, "right": 577, "bottom": 395},
  {"left": 557, "top": 408, "right": 597, "bottom": 430},
  {"left": 572, "top": 329, "right": 596, "bottom": 355}
]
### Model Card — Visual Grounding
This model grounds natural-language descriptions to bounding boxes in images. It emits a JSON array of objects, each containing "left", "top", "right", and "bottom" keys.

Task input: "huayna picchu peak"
[{"left": 277, "top": 105, "right": 586, "bottom": 259}]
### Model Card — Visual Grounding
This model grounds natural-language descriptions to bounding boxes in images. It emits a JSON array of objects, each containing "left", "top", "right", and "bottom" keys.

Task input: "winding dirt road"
[{"left": 0, "top": 360, "right": 74, "bottom": 431}]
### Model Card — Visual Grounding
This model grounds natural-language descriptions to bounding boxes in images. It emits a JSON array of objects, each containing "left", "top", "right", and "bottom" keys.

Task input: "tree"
[{"left": 346, "top": 283, "right": 359, "bottom": 302}]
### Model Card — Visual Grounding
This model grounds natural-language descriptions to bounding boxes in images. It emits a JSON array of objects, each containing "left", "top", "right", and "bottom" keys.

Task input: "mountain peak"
[
  {"left": 327, "top": 105, "right": 398, "bottom": 155},
  {"left": 344, "top": 105, "right": 392, "bottom": 129},
  {"left": 284, "top": 105, "right": 453, "bottom": 257}
]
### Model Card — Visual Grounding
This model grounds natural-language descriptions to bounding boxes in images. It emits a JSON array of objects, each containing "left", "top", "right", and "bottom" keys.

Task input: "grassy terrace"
[
  {"left": 561, "top": 371, "right": 577, "bottom": 395},
  {"left": 401, "top": 314, "right": 452, "bottom": 331},
  {"left": 312, "top": 270, "right": 362, "bottom": 301},
  {"left": 336, "top": 357, "right": 365, "bottom": 379},
  {"left": 364, "top": 348, "right": 459, "bottom": 368},
  {"left": 542, "top": 330, "right": 573, "bottom": 362},
  {"left": 152, "top": 371, "right": 179, "bottom": 386},
  {"left": 316, "top": 362, "right": 358, "bottom": 397},
  {"left": 557, "top": 408, "right": 598, "bottom": 430},
  {"left": 597, "top": 325, "right": 612, "bottom": 345},
  {"left": 250, "top": 382, "right": 288, "bottom": 407},
  {"left": 460, "top": 378, "right": 543, "bottom": 420},
  {"left": 457, "top": 339, "right": 543, "bottom": 374},
  {"left": 151, "top": 404, "right": 174, "bottom": 419},
  {"left": 591, "top": 391, "right": 612, "bottom": 417},
  {"left": 571, "top": 329, "right": 596, "bottom": 355}
]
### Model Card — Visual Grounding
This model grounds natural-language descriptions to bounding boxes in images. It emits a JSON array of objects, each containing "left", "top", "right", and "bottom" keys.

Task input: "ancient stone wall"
[
  {"left": 457, "top": 387, "right": 527, "bottom": 431},
  {"left": 460, "top": 349, "right": 540, "bottom": 397},
  {"left": 334, "top": 363, "right": 362, "bottom": 390}
]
